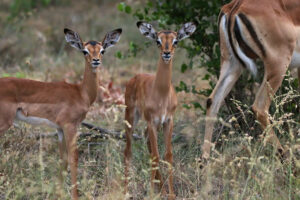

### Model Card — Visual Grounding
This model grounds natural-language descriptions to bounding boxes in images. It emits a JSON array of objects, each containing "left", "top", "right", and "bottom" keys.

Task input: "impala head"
[
  {"left": 64, "top": 28, "right": 122, "bottom": 70},
  {"left": 137, "top": 21, "right": 196, "bottom": 63}
]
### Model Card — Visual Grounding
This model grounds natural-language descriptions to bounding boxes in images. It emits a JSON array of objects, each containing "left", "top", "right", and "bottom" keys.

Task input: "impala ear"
[
  {"left": 137, "top": 21, "right": 157, "bottom": 40},
  {"left": 177, "top": 22, "right": 196, "bottom": 41},
  {"left": 64, "top": 28, "right": 84, "bottom": 50},
  {"left": 102, "top": 28, "right": 122, "bottom": 49}
]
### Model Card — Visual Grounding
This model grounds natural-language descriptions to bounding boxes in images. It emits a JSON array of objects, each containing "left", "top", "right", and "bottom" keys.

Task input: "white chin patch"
[
  {"left": 162, "top": 57, "right": 171, "bottom": 63},
  {"left": 91, "top": 64, "right": 100, "bottom": 72}
]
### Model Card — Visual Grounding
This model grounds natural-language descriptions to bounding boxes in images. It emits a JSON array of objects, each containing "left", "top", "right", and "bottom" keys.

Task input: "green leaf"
[
  {"left": 115, "top": 51, "right": 123, "bottom": 59},
  {"left": 117, "top": 2, "right": 125, "bottom": 12},
  {"left": 181, "top": 63, "right": 188, "bottom": 73},
  {"left": 125, "top": 5, "right": 131, "bottom": 14}
]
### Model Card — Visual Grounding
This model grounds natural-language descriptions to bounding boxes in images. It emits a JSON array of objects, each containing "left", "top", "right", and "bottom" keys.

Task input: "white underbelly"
[{"left": 15, "top": 109, "right": 59, "bottom": 129}]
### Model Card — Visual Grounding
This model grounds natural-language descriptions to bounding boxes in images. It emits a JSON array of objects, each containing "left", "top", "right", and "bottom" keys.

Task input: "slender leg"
[
  {"left": 252, "top": 59, "right": 289, "bottom": 152},
  {"left": 124, "top": 107, "right": 134, "bottom": 194},
  {"left": 63, "top": 123, "right": 79, "bottom": 200},
  {"left": 202, "top": 60, "right": 242, "bottom": 159},
  {"left": 147, "top": 122, "right": 164, "bottom": 194},
  {"left": 163, "top": 118, "right": 175, "bottom": 200},
  {"left": 57, "top": 129, "right": 68, "bottom": 181}
]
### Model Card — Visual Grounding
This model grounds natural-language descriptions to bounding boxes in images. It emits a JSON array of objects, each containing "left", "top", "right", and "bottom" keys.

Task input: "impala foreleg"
[
  {"left": 202, "top": 61, "right": 242, "bottom": 159},
  {"left": 0, "top": 104, "right": 16, "bottom": 134},
  {"left": 147, "top": 122, "right": 164, "bottom": 194},
  {"left": 63, "top": 123, "right": 79, "bottom": 200},
  {"left": 144, "top": 126, "right": 165, "bottom": 194},
  {"left": 57, "top": 129, "right": 68, "bottom": 181},
  {"left": 163, "top": 118, "right": 175, "bottom": 199}
]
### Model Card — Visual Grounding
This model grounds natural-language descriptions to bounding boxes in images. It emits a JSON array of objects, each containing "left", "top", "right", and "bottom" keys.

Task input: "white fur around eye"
[
  {"left": 100, "top": 47, "right": 105, "bottom": 54},
  {"left": 173, "top": 39, "right": 178, "bottom": 45},
  {"left": 82, "top": 48, "right": 90, "bottom": 55},
  {"left": 156, "top": 38, "right": 162, "bottom": 45}
]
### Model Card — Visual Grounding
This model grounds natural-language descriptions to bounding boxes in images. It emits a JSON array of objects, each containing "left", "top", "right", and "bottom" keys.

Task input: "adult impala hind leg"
[
  {"left": 252, "top": 58, "right": 291, "bottom": 153},
  {"left": 62, "top": 123, "right": 79, "bottom": 200},
  {"left": 163, "top": 118, "right": 175, "bottom": 200},
  {"left": 202, "top": 60, "right": 242, "bottom": 159}
]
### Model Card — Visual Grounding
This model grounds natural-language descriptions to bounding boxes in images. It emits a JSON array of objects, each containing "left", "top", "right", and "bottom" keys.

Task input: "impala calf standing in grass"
[
  {"left": 202, "top": 0, "right": 300, "bottom": 159},
  {"left": 0, "top": 28, "right": 122, "bottom": 199},
  {"left": 124, "top": 21, "right": 196, "bottom": 199}
]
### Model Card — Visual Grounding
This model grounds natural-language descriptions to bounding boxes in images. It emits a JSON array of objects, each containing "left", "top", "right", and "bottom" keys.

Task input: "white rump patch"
[
  {"left": 290, "top": 50, "right": 300, "bottom": 69},
  {"left": 15, "top": 109, "right": 59, "bottom": 129}
]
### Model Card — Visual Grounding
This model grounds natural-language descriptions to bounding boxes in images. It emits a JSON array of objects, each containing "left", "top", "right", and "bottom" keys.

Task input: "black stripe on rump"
[
  {"left": 228, "top": 14, "right": 246, "bottom": 67},
  {"left": 238, "top": 13, "right": 266, "bottom": 57},
  {"left": 234, "top": 17, "right": 259, "bottom": 59}
]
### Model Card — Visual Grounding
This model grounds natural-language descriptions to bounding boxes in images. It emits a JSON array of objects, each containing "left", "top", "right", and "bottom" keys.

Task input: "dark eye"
[
  {"left": 82, "top": 50, "right": 89, "bottom": 56},
  {"left": 100, "top": 50, "right": 105, "bottom": 55},
  {"left": 173, "top": 40, "right": 178, "bottom": 46},
  {"left": 156, "top": 40, "right": 161, "bottom": 46}
]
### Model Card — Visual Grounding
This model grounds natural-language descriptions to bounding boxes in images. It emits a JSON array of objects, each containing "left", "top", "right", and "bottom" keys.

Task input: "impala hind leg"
[
  {"left": 252, "top": 59, "right": 289, "bottom": 153},
  {"left": 124, "top": 106, "right": 134, "bottom": 194},
  {"left": 163, "top": 118, "right": 175, "bottom": 200},
  {"left": 63, "top": 123, "right": 79, "bottom": 200},
  {"left": 202, "top": 61, "right": 242, "bottom": 159}
]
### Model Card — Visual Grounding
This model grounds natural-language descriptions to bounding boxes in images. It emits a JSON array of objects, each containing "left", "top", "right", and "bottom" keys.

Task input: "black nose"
[
  {"left": 93, "top": 59, "right": 100, "bottom": 62},
  {"left": 164, "top": 52, "right": 170, "bottom": 55}
]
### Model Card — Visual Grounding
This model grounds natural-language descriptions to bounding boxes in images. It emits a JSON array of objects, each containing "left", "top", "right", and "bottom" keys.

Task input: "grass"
[{"left": 0, "top": 0, "right": 299, "bottom": 199}]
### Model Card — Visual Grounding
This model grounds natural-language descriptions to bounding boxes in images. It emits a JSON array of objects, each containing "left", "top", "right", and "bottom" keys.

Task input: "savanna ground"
[{"left": 0, "top": 0, "right": 299, "bottom": 199}]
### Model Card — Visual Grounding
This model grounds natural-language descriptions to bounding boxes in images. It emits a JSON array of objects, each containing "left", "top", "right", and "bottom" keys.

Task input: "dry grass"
[{"left": 0, "top": 1, "right": 299, "bottom": 200}]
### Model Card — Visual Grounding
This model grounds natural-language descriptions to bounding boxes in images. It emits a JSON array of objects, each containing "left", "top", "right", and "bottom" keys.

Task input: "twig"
[{"left": 81, "top": 122, "right": 143, "bottom": 140}]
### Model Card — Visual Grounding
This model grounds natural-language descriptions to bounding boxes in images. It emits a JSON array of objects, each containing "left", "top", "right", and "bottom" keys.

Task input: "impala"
[
  {"left": 124, "top": 21, "right": 196, "bottom": 199},
  {"left": 0, "top": 28, "right": 122, "bottom": 199},
  {"left": 202, "top": 0, "right": 300, "bottom": 159}
]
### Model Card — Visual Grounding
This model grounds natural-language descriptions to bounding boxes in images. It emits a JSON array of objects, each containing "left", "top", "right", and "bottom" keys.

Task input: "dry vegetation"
[{"left": 0, "top": 0, "right": 299, "bottom": 199}]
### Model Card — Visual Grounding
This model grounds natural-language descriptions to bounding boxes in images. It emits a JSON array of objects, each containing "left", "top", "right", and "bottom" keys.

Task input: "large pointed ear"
[
  {"left": 137, "top": 21, "right": 157, "bottom": 40},
  {"left": 64, "top": 28, "right": 84, "bottom": 51},
  {"left": 102, "top": 28, "right": 122, "bottom": 50},
  {"left": 177, "top": 22, "right": 196, "bottom": 41}
]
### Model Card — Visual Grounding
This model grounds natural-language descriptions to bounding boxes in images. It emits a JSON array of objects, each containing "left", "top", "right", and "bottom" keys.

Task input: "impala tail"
[{"left": 220, "top": 11, "right": 266, "bottom": 77}]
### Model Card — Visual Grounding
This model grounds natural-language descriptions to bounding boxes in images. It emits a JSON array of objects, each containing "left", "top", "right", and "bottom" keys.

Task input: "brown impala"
[
  {"left": 0, "top": 28, "right": 122, "bottom": 199},
  {"left": 203, "top": 0, "right": 300, "bottom": 159},
  {"left": 124, "top": 21, "right": 196, "bottom": 199}
]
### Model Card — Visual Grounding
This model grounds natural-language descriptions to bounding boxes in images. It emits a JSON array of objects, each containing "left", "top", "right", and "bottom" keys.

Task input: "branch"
[
  {"left": 26, "top": 122, "right": 142, "bottom": 140},
  {"left": 81, "top": 122, "right": 143, "bottom": 140}
]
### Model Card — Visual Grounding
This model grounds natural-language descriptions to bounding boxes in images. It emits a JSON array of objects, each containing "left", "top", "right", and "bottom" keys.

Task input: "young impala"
[
  {"left": 124, "top": 21, "right": 196, "bottom": 199},
  {"left": 202, "top": 0, "right": 300, "bottom": 159},
  {"left": 0, "top": 28, "right": 122, "bottom": 199}
]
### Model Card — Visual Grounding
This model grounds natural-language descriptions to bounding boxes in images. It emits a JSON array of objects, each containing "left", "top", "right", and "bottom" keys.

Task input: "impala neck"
[
  {"left": 153, "top": 57, "right": 173, "bottom": 95},
  {"left": 80, "top": 62, "right": 98, "bottom": 105}
]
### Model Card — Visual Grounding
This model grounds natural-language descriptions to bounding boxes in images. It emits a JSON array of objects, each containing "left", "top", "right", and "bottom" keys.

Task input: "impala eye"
[
  {"left": 156, "top": 40, "right": 161, "bottom": 46},
  {"left": 82, "top": 50, "right": 89, "bottom": 56},
  {"left": 173, "top": 40, "right": 178, "bottom": 46},
  {"left": 100, "top": 50, "right": 105, "bottom": 55}
]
